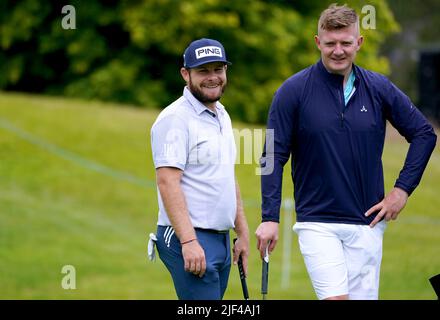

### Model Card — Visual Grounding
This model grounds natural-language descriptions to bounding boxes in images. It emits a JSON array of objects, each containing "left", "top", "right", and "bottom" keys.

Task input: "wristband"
[{"left": 181, "top": 238, "right": 197, "bottom": 245}]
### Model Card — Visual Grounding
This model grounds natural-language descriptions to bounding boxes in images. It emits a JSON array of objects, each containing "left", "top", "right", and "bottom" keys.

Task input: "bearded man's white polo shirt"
[{"left": 151, "top": 87, "right": 237, "bottom": 231}]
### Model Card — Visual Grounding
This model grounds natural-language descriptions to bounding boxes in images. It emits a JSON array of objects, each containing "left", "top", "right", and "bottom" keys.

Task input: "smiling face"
[
  {"left": 315, "top": 23, "right": 363, "bottom": 77},
  {"left": 180, "top": 62, "right": 227, "bottom": 110}
]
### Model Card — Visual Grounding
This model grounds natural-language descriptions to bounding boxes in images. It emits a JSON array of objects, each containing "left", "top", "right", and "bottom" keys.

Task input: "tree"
[
  {"left": 0, "top": 0, "right": 398, "bottom": 123},
  {"left": 381, "top": 0, "right": 440, "bottom": 103}
]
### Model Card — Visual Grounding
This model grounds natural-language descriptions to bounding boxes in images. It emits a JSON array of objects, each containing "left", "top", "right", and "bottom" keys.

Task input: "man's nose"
[
  {"left": 333, "top": 43, "right": 344, "bottom": 55},
  {"left": 205, "top": 70, "right": 218, "bottom": 80}
]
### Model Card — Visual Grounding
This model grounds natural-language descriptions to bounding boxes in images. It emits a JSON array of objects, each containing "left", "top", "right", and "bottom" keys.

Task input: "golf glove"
[{"left": 148, "top": 233, "right": 157, "bottom": 262}]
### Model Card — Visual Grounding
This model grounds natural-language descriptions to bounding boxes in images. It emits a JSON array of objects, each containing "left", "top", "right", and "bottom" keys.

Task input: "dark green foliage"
[{"left": 0, "top": 0, "right": 397, "bottom": 123}]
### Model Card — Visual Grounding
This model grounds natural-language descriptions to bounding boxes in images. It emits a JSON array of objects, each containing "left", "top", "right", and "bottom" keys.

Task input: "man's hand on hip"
[{"left": 365, "top": 187, "right": 409, "bottom": 228}]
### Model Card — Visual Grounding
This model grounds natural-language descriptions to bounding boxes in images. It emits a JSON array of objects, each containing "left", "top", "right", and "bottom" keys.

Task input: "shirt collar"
[{"left": 183, "top": 87, "right": 224, "bottom": 116}]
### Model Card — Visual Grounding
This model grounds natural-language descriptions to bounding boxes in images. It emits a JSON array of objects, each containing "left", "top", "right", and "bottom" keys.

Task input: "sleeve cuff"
[
  {"left": 155, "top": 162, "right": 185, "bottom": 171},
  {"left": 394, "top": 182, "right": 413, "bottom": 196}
]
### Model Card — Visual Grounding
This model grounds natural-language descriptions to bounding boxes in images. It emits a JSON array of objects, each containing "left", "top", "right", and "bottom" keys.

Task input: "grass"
[{"left": 0, "top": 91, "right": 439, "bottom": 299}]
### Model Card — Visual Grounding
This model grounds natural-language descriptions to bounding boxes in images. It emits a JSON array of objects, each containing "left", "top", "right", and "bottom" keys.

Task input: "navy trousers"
[{"left": 156, "top": 225, "right": 231, "bottom": 300}]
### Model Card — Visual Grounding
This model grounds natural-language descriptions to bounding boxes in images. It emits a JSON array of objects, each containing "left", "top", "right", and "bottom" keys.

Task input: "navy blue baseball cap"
[{"left": 183, "top": 38, "right": 231, "bottom": 68}]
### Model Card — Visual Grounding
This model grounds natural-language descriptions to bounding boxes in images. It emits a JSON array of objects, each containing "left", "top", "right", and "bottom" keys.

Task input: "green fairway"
[{"left": 0, "top": 92, "right": 438, "bottom": 299}]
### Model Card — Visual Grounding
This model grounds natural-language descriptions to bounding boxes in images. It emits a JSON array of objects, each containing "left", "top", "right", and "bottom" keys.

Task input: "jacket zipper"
[
  {"left": 339, "top": 89, "right": 345, "bottom": 128},
  {"left": 340, "top": 73, "right": 358, "bottom": 127}
]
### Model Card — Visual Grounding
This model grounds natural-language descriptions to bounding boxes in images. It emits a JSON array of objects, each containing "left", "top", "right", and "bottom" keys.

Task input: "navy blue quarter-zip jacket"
[{"left": 261, "top": 60, "right": 437, "bottom": 225}]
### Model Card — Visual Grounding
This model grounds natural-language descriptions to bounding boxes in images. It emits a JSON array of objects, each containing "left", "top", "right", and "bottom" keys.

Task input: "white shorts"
[{"left": 293, "top": 221, "right": 386, "bottom": 300}]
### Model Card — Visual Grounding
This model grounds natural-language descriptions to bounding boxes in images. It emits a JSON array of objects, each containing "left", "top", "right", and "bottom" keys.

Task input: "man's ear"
[
  {"left": 180, "top": 67, "right": 190, "bottom": 82},
  {"left": 314, "top": 35, "right": 321, "bottom": 50},
  {"left": 357, "top": 36, "right": 364, "bottom": 50}
]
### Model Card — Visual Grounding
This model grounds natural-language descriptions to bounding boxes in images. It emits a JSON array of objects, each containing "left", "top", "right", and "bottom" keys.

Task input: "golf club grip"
[
  {"left": 233, "top": 238, "right": 249, "bottom": 300},
  {"left": 238, "top": 256, "right": 249, "bottom": 299},
  {"left": 261, "top": 261, "right": 269, "bottom": 294},
  {"left": 237, "top": 255, "right": 246, "bottom": 279}
]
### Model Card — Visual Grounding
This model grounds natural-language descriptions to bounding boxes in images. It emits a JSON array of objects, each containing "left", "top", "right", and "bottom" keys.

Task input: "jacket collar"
[{"left": 316, "top": 59, "right": 360, "bottom": 88}]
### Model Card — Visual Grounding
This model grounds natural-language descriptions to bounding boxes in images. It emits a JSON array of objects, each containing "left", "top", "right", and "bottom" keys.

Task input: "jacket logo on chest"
[{"left": 360, "top": 105, "right": 368, "bottom": 112}]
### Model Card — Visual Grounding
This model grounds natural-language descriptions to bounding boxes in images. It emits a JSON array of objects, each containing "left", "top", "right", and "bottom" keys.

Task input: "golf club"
[
  {"left": 261, "top": 241, "right": 270, "bottom": 300},
  {"left": 233, "top": 238, "right": 249, "bottom": 300}
]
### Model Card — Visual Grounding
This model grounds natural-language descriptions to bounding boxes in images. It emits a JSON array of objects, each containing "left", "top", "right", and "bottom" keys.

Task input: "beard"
[{"left": 188, "top": 78, "right": 226, "bottom": 104}]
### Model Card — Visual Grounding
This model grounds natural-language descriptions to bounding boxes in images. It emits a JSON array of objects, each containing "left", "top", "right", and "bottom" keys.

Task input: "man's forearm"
[
  {"left": 261, "top": 158, "right": 285, "bottom": 222},
  {"left": 234, "top": 181, "right": 249, "bottom": 239},
  {"left": 394, "top": 129, "right": 436, "bottom": 195}
]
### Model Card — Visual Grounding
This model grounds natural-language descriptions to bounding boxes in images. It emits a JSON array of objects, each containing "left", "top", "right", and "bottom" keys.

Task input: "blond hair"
[{"left": 318, "top": 4, "right": 359, "bottom": 34}]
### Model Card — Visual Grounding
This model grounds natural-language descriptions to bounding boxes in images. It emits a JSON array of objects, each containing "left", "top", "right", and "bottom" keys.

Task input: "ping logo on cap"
[{"left": 195, "top": 46, "right": 222, "bottom": 59}]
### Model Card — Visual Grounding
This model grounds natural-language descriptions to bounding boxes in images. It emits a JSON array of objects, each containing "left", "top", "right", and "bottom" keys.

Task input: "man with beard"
[{"left": 150, "top": 38, "right": 249, "bottom": 300}]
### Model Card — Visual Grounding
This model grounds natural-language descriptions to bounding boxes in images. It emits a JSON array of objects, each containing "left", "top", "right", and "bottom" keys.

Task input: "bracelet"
[{"left": 181, "top": 238, "right": 197, "bottom": 245}]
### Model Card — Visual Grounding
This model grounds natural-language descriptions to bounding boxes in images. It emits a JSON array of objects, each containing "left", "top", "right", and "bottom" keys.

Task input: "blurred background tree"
[
  {"left": 1, "top": 0, "right": 398, "bottom": 123},
  {"left": 381, "top": 0, "right": 440, "bottom": 122}
]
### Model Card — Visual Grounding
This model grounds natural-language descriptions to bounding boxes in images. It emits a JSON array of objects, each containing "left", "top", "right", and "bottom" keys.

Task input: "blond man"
[{"left": 256, "top": 4, "right": 436, "bottom": 300}]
